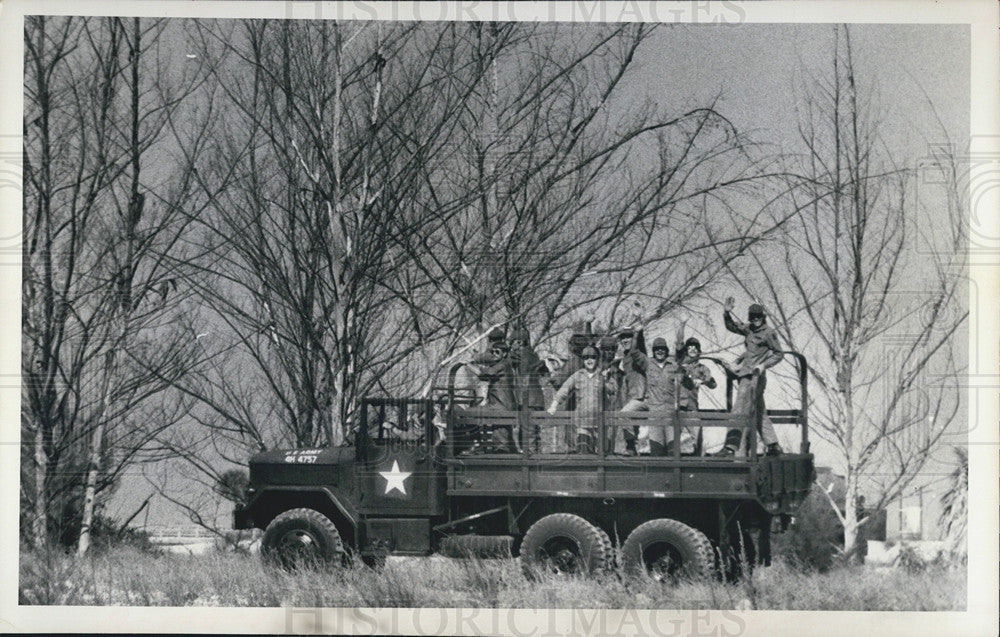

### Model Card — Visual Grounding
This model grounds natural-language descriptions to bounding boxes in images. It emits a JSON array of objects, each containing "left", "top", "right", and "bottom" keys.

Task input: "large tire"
[
  {"left": 620, "top": 518, "right": 713, "bottom": 581},
  {"left": 261, "top": 508, "right": 344, "bottom": 569},
  {"left": 596, "top": 526, "right": 615, "bottom": 570},
  {"left": 520, "top": 513, "right": 610, "bottom": 576}
]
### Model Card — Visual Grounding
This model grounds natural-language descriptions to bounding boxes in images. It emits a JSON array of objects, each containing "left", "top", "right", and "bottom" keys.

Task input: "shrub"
[
  {"left": 772, "top": 485, "right": 843, "bottom": 571},
  {"left": 893, "top": 543, "right": 928, "bottom": 573},
  {"left": 215, "top": 470, "right": 250, "bottom": 504},
  {"left": 87, "top": 514, "right": 161, "bottom": 555}
]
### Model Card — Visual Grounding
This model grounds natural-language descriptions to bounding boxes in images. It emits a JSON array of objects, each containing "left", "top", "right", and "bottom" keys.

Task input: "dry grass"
[{"left": 18, "top": 545, "right": 966, "bottom": 610}]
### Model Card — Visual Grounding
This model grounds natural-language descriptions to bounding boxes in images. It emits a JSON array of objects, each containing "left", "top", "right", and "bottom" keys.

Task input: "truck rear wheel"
[
  {"left": 520, "top": 513, "right": 610, "bottom": 576},
  {"left": 261, "top": 508, "right": 344, "bottom": 569},
  {"left": 621, "top": 518, "right": 713, "bottom": 581}
]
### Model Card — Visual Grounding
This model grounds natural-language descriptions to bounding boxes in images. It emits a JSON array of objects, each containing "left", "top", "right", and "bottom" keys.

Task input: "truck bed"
[
  {"left": 446, "top": 453, "right": 812, "bottom": 507},
  {"left": 445, "top": 408, "right": 814, "bottom": 513}
]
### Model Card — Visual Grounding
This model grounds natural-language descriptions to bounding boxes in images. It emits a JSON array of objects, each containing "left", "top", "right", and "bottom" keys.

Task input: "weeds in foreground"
[{"left": 18, "top": 545, "right": 966, "bottom": 610}]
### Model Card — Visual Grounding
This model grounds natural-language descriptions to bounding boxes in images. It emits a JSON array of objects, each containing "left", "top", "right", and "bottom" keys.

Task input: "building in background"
[{"left": 867, "top": 480, "right": 947, "bottom": 565}]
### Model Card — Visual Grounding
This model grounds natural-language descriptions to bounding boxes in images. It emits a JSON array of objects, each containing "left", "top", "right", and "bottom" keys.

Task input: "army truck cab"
[{"left": 234, "top": 350, "right": 815, "bottom": 578}]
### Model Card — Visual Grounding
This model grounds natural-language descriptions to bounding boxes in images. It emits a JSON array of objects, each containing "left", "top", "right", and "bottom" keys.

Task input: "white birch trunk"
[
  {"left": 33, "top": 425, "right": 47, "bottom": 548},
  {"left": 78, "top": 347, "right": 117, "bottom": 556}
]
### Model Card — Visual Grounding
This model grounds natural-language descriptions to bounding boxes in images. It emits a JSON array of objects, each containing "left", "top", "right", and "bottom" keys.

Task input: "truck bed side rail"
[
  {"left": 443, "top": 350, "right": 811, "bottom": 459},
  {"left": 450, "top": 408, "right": 757, "bottom": 460}
]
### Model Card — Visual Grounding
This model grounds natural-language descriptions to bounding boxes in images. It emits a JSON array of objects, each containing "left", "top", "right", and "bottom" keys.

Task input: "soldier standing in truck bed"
[
  {"left": 509, "top": 327, "right": 547, "bottom": 411},
  {"left": 642, "top": 336, "right": 681, "bottom": 455},
  {"left": 548, "top": 346, "right": 618, "bottom": 454},
  {"left": 509, "top": 327, "right": 548, "bottom": 451},
  {"left": 598, "top": 335, "right": 619, "bottom": 390},
  {"left": 550, "top": 332, "right": 592, "bottom": 407},
  {"left": 714, "top": 298, "right": 784, "bottom": 457},
  {"left": 468, "top": 339, "right": 519, "bottom": 453},
  {"left": 469, "top": 327, "right": 507, "bottom": 405},
  {"left": 676, "top": 335, "right": 717, "bottom": 455},
  {"left": 547, "top": 331, "right": 591, "bottom": 452},
  {"left": 615, "top": 328, "right": 648, "bottom": 455}
]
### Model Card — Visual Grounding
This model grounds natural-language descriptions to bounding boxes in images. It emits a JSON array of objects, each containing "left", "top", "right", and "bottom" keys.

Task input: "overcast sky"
[{"left": 633, "top": 23, "right": 968, "bottom": 158}]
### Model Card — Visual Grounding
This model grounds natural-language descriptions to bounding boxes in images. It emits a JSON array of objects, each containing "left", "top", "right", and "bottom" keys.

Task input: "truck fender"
[{"left": 244, "top": 486, "right": 358, "bottom": 545}]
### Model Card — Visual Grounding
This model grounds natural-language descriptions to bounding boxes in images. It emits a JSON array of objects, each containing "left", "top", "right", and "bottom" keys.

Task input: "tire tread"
[
  {"left": 520, "top": 513, "right": 609, "bottom": 576},
  {"left": 261, "top": 507, "right": 343, "bottom": 567},
  {"left": 621, "top": 518, "right": 713, "bottom": 579}
]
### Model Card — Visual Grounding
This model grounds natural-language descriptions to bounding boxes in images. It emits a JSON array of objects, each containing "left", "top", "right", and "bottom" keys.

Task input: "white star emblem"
[{"left": 379, "top": 460, "right": 411, "bottom": 495}]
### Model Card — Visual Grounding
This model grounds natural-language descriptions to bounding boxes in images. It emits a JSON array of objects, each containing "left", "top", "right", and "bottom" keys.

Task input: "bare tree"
[
  {"left": 392, "top": 23, "right": 789, "bottom": 376},
  {"left": 148, "top": 23, "right": 802, "bottom": 531},
  {"left": 160, "top": 20, "right": 521, "bottom": 461},
  {"left": 163, "top": 22, "right": 794, "bottom": 462},
  {"left": 723, "top": 26, "right": 966, "bottom": 559},
  {"left": 22, "top": 16, "right": 206, "bottom": 551}
]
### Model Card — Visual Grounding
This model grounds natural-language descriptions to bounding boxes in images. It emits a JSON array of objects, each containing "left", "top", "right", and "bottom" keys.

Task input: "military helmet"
[
  {"left": 651, "top": 337, "right": 669, "bottom": 352},
  {"left": 748, "top": 303, "right": 766, "bottom": 319},
  {"left": 684, "top": 337, "right": 702, "bottom": 352},
  {"left": 581, "top": 346, "right": 599, "bottom": 359}
]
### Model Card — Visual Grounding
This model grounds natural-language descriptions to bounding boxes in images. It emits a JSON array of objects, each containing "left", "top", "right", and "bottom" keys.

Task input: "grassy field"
[{"left": 19, "top": 545, "right": 965, "bottom": 611}]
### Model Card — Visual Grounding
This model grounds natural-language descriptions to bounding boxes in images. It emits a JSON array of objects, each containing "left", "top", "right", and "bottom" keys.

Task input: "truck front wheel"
[
  {"left": 520, "top": 513, "right": 610, "bottom": 577},
  {"left": 261, "top": 508, "right": 344, "bottom": 569},
  {"left": 621, "top": 518, "right": 713, "bottom": 581}
]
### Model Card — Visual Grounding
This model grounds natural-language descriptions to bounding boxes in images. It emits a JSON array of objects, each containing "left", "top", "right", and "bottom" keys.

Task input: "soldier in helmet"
[
  {"left": 642, "top": 336, "right": 681, "bottom": 455},
  {"left": 595, "top": 335, "right": 622, "bottom": 450},
  {"left": 487, "top": 326, "right": 506, "bottom": 345},
  {"left": 548, "top": 346, "right": 618, "bottom": 454},
  {"left": 467, "top": 335, "right": 519, "bottom": 453},
  {"left": 714, "top": 298, "right": 784, "bottom": 457},
  {"left": 509, "top": 326, "right": 548, "bottom": 451},
  {"left": 469, "top": 327, "right": 508, "bottom": 405},
  {"left": 550, "top": 331, "right": 593, "bottom": 407},
  {"left": 676, "top": 335, "right": 717, "bottom": 455},
  {"left": 509, "top": 327, "right": 547, "bottom": 411},
  {"left": 547, "top": 331, "right": 592, "bottom": 452},
  {"left": 614, "top": 328, "right": 648, "bottom": 455}
]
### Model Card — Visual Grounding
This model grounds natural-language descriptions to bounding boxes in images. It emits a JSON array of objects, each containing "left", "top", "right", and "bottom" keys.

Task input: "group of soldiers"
[{"left": 462, "top": 297, "right": 785, "bottom": 458}]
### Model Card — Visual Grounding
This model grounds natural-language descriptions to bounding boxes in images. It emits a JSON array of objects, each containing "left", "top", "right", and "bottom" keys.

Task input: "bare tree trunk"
[
  {"left": 77, "top": 415, "right": 106, "bottom": 555},
  {"left": 79, "top": 18, "right": 138, "bottom": 555},
  {"left": 32, "top": 425, "right": 47, "bottom": 548},
  {"left": 79, "top": 343, "right": 119, "bottom": 556},
  {"left": 842, "top": 473, "right": 861, "bottom": 560}
]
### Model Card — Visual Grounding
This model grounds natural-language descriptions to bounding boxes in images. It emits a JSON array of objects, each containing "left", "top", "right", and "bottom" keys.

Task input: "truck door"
[{"left": 357, "top": 398, "right": 447, "bottom": 517}]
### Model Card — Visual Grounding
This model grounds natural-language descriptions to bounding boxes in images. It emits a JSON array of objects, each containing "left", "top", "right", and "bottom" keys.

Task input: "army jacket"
[{"left": 723, "top": 311, "right": 783, "bottom": 377}]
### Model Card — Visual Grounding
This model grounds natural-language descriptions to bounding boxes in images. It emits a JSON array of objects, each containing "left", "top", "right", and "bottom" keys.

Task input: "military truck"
[{"left": 233, "top": 349, "right": 815, "bottom": 579}]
